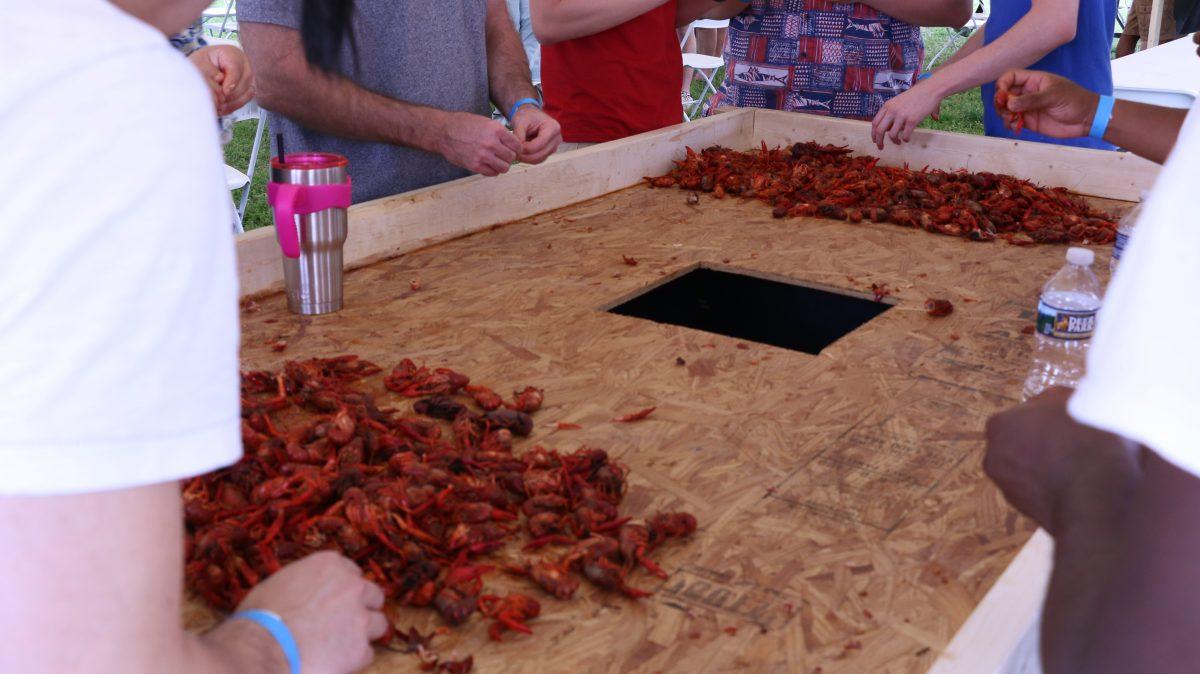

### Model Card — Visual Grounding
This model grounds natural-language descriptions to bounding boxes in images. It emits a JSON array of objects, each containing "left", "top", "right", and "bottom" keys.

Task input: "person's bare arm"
[
  {"left": 486, "top": 0, "right": 539, "bottom": 119},
  {"left": 995, "top": 69, "right": 1187, "bottom": 164},
  {"left": 1076, "top": 452, "right": 1200, "bottom": 674},
  {"left": 702, "top": 1, "right": 751, "bottom": 20},
  {"left": 1101, "top": 99, "right": 1187, "bottom": 163},
  {"left": 485, "top": 0, "right": 562, "bottom": 163},
  {"left": 872, "top": 0, "right": 1079, "bottom": 147},
  {"left": 983, "top": 389, "right": 1143, "bottom": 673},
  {"left": 939, "top": 24, "right": 986, "bottom": 68},
  {"left": 240, "top": 21, "right": 522, "bottom": 177},
  {"left": 676, "top": 0, "right": 743, "bottom": 25},
  {"left": 530, "top": 0, "right": 669, "bottom": 44},
  {"left": 865, "top": 0, "right": 972, "bottom": 28},
  {"left": 929, "top": 0, "right": 1079, "bottom": 96},
  {"left": 0, "top": 483, "right": 384, "bottom": 674},
  {"left": 1116, "top": 8, "right": 1140, "bottom": 58}
]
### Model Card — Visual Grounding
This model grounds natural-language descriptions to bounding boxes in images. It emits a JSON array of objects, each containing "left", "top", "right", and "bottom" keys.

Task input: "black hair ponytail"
[{"left": 300, "top": 0, "right": 357, "bottom": 73}]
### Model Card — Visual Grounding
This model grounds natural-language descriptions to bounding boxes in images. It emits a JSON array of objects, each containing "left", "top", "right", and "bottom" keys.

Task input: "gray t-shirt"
[{"left": 239, "top": 0, "right": 490, "bottom": 203}]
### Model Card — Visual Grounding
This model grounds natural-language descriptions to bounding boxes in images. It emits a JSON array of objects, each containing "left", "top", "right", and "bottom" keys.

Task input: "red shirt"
[{"left": 541, "top": 1, "right": 682, "bottom": 143}]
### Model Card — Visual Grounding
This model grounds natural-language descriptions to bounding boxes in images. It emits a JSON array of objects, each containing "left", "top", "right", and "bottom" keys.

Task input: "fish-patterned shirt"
[{"left": 709, "top": 1, "right": 924, "bottom": 120}]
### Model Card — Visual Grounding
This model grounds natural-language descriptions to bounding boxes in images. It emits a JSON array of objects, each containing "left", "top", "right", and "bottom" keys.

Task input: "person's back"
[
  {"left": 710, "top": 1, "right": 924, "bottom": 120},
  {"left": 540, "top": 2, "right": 681, "bottom": 143},
  {"left": 1, "top": 0, "right": 240, "bottom": 489},
  {"left": 982, "top": 0, "right": 1117, "bottom": 149},
  {"left": 239, "top": 0, "right": 491, "bottom": 203}
]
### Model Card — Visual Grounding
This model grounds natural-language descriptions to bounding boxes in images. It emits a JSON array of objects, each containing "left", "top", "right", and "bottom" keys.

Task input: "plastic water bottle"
[
  {"left": 1022, "top": 247, "right": 1103, "bottom": 400},
  {"left": 1109, "top": 192, "right": 1146, "bottom": 273}
]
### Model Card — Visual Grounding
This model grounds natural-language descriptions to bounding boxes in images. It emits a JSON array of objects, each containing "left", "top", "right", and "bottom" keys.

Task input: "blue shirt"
[{"left": 981, "top": 0, "right": 1117, "bottom": 150}]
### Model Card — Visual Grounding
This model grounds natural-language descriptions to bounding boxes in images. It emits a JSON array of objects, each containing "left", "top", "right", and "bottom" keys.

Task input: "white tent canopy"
[{"left": 1112, "top": 31, "right": 1200, "bottom": 108}]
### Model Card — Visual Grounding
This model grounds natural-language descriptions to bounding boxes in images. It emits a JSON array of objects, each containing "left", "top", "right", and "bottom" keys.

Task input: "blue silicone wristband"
[
  {"left": 507, "top": 97, "right": 541, "bottom": 122},
  {"left": 231, "top": 609, "right": 301, "bottom": 674},
  {"left": 1089, "top": 94, "right": 1115, "bottom": 140}
]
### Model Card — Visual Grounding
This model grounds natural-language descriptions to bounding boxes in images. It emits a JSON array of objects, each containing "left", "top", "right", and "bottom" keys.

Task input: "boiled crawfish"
[
  {"left": 184, "top": 355, "right": 697, "bottom": 670},
  {"left": 646, "top": 142, "right": 1118, "bottom": 246}
]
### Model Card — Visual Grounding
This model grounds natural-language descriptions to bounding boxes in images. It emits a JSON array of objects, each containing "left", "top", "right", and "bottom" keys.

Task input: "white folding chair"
[
  {"left": 202, "top": 0, "right": 237, "bottom": 38},
  {"left": 924, "top": 11, "right": 988, "bottom": 70},
  {"left": 682, "top": 53, "right": 724, "bottom": 120},
  {"left": 205, "top": 36, "right": 266, "bottom": 225},
  {"left": 680, "top": 19, "right": 730, "bottom": 121},
  {"left": 225, "top": 164, "right": 250, "bottom": 234},
  {"left": 235, "top": 111, "right": 267, "bottom": 223}
]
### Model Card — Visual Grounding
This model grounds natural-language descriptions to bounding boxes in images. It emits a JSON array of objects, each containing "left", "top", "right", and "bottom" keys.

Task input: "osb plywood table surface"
[{"left": 210, "top": 169, "right": 1134, "bottom": 674}]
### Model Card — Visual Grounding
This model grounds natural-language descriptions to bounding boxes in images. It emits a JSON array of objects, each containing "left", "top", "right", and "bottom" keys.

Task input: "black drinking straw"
[{"left": 276, "top": 132, "right": 286, "bottom": 165}]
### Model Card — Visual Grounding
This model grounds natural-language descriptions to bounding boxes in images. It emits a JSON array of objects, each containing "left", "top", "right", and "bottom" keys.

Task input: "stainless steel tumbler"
[{"left": 268, "top": 152, "right": 351, "bottom": 315}]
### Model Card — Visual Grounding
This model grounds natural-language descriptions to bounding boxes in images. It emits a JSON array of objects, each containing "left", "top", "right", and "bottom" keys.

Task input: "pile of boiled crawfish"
[
  {"left": 645, "top": 142, "right": 1118, "bottom": 245},
  {"left": 184, "top": 355, "right": 694, "bottom": 666}
]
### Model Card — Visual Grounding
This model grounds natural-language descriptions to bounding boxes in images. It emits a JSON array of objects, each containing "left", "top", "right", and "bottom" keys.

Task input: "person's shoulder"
[
  {"left": 3, "top": 6, "right": 220, "bottom": 217},
  {"left": 238, "top": 0, "right": 303, "bottom": 29},
  {"left": 4, "top": 1, "right": 208, "bottom": 126},
  {"left": 7, "top": 1, "right": 159, "bottom": 88}
]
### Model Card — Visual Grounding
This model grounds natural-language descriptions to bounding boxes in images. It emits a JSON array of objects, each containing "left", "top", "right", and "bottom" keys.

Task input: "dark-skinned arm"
[
  {"left": 995, "top": 69, "right": 1188, "bottom": 164},
  {"left": 984, "top": 388, "right": 1143, "bottom": 673},
  {"left": 1074, "top": 453, "right": 1200, "bottom": 674}
]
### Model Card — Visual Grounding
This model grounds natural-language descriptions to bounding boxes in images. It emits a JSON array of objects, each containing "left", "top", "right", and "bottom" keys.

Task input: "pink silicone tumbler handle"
[
  {"left": 266, "top": 180, "right": 352, "bottom": 259},
  {"left": 268, "top": 182, "right": 303, "bottom": 258}
]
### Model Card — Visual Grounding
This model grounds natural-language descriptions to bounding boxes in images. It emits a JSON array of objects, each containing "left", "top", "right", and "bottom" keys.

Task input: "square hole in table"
[{"left": 607, "top": 266, "right": 892, "bottom": 355}]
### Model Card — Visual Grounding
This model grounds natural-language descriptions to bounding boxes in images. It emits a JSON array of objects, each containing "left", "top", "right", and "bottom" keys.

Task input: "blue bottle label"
[
  {"left": 1036, "top": 300, "right": 1096, "bottom": 340},
  {"left": 1113, "top": 231, "right": 1130, "bottom": 261}
]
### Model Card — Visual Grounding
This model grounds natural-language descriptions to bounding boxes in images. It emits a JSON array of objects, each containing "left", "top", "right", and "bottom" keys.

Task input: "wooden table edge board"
[{"left": 232, "top": 111, "right": 1157, "bottom": 671}]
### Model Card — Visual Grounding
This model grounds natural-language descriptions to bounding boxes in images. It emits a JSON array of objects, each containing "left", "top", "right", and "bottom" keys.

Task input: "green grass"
[
  {"left": 918, "top": 27, "right": 985, "bottom": 136},
  {"left": 919, "top": 87, "right": 985, "bottom": 135},
  {"left": 224, "top": 118, "right": 273, "bottom": 231}
]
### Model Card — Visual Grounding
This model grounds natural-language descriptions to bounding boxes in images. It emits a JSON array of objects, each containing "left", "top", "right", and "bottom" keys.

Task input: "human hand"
[
  {"left": 438, "top": 112, "right": 523, "bottom": 177},
  {"left": 189, "top": 44, "right": 256, "bottom": 116},
  {"left": 207, "top": 551, "right": 387, "bottom": 674},
  {"left": 984, "top": 388, "right": 1141, "bottom": 536},
  {"left": 994, "top": 70, "right": 1098, "bottom": 139},
  {"left": 511, "top": 106, "right": 562, "bottom": 165},
  {"left": 870, "top": 83, "right": 943, "bottom": 150}
]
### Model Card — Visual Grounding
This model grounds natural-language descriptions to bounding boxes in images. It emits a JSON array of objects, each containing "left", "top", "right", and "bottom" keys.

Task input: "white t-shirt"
[
  {"left": 0, "top": 0, "right": 241, "bottom": 494},
  {"left": 1069, "top": 100, "right": 1200, "bottom": 475}
]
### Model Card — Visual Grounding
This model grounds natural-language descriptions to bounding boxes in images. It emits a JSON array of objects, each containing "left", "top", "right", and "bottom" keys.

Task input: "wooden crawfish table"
[{"left": 220, "top": 110, "right": 1159, "bottom": 674}]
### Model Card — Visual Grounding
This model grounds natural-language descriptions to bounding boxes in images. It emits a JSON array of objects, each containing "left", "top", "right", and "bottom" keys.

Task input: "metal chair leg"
[
  {"left": 232, "top": 195, "right": 245, "bottom": 235},
  {"left": 237, "top": 112, "right": 267, "bottom": 220}
]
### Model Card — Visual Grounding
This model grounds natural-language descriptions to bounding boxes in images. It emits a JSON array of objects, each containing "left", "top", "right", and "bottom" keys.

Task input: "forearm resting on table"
[
  {"left": 866, "top": 0, "right": 972, "bottom": 28},
  {"left": 530, "top": 0, "right": 668, "bottom": 44},
  {"left": 240, "top": 22, "right": 450, "bottom": 155},
  {"left": 1103, "top": 100, "right": 1187, "bottom": 164},
  {"left": 0, "top": 484, "right": 285, "bottom": 674},
  {"left": 926, "top": 2, "right": 1076, "bottom": 99}
]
